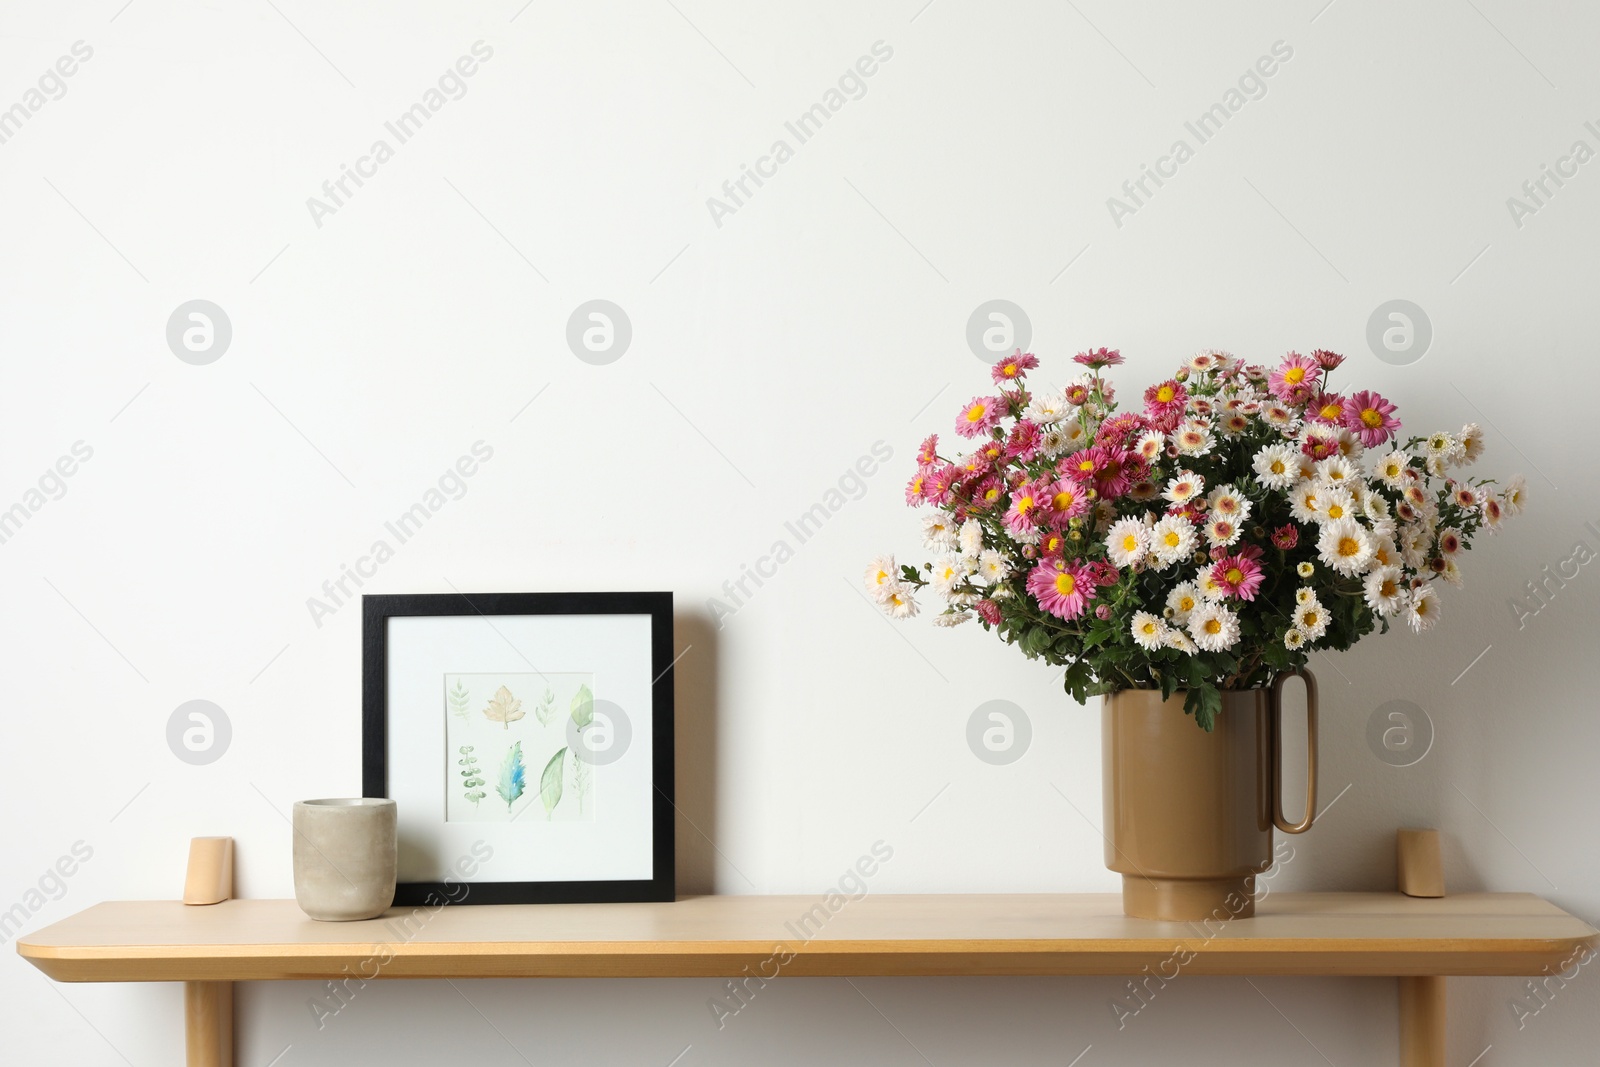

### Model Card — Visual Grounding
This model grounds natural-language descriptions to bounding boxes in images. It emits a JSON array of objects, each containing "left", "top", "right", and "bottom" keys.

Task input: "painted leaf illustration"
[
  {"left": 448, "top": 679, "right": 471, "bottom": 721},
  {"left": 570, "top": 684, "right": 594, "bottom": 729},
  {"left": 540, "top": 747, "right": 567, "bottom": 819},
  {"left": 497, "top": 741, "right": 527, "bottom": 812},
  {"left": 482, "top": 685, "right": 524, "bottom": 730},
  {"left": 534, "top": 686, "right": 556, "bottom": 726},
  {"left": 458, "top": 746, "right": 486, "bottom": 807}
]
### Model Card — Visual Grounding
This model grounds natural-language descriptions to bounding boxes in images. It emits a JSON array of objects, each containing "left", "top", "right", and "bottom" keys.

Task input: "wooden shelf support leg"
[
  {"left": 185, "top": 981, "right": 233, "bottom": 1067},
  {"left": 1399, "top": 976, "right": 1445, "bottom": 1067}
]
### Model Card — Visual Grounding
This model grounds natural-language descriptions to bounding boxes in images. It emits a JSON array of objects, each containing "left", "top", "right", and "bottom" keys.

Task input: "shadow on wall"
[{"left": 673, "top": 611, "right": 721, "bottom": 896}]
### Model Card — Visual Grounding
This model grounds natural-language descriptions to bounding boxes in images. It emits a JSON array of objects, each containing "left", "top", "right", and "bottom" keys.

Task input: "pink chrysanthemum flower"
[
  {"left": 1095, "top": 603, "right": 1113, "bottom": 620},
  {"left": 977, "top": 438, "right": 1005, "bottom": 464},
  {"left": 1301, "top": 431, "right": 1339, "bottom": 460},
  {"left": 955, "top": 396, "right": 1004, "bottom": 438},
  {"left": 905, "top": 467, "right": 930, "bottom": 505},
  {"left": 992, "top": 350, "right": 1039, "bottom": 385},
  {"left": 915, "top": 434, "right": 939, "bottom": 466},
  {"left": 1039, "top": 529, "right": 1066, "bottom": 558},
  {"left": 1311, "top": 349, "right": 1346, "bottom": 370},
  {"left": 1073, "top": 347, "right": 1124, "bottom": 368},
  {"left": 923, "top": 463, "right": 958, "bottom": 506},
  {"left": 1064, "top": 381, "right": 1092, "bottom": 406},
  {"left": 1080, "top": 445, "right": 1135, "bottom": 499},
  {"left": 1210, "top": 555, "right": 1265, "bottom": 601},
  {"left": 1268, "top": 353, "right": 1322, "bottom": 405},
  {"left": 1095, "top": 412, "right": 1148, "bottom": 449},
  {"left": 970, "top": 475, "right": 1005, "bottom": 511},
  {"left": 1086, "top": 560, "right": 1120, "bottom": 586},
  {"left": 1027, "top": 559, "right": 1093, "bottom": 620},
  {"left": 975, "top": 599, "right": 1002, "bottom": 626},
  {"left": 1003, "top": 481, "right": 1044, "bottom": 536},
  {"left": 1142, "top": 379, "right": 1189, "bottom": 431},
  {"left": 1039, "top": 478, "right": 1090, "bottom": 525},
  {"left": 1271, "top": 524, "right": 1299, "bottom": 550},
  {"left": 1343, "top": 390, "right": 1401, "bottom": 447},
  {"left": 1006, "top": 419, "right": 1043, "bottom": 461},
  {"left": 1306, "top": 391, "right": 1347, "bottom": 426}
]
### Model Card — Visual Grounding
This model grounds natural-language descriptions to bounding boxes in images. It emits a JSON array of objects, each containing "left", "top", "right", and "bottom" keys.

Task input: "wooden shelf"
[{"left": 19, "top": 892, "right": 1595, "bottom": 983}]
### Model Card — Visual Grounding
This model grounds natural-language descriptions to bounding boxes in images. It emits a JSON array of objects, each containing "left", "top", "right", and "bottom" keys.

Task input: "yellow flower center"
[
  {"left": 1054, "top": 491, "right": 1077, "bottom": 511},
  {"left": 1271, "top": 460, "right": 1285, "bottom": 474},
  {"left": 1304, "top": 611, "right": 1320, "bottom": 626},
  {"left": 1338, "top": 537, "right": 1361, "bottom": 557},
  {"left": 1156, "top": 385, "right": 1176, "bottom": 403},
  {"left": 1017, "top": 495, "right": 1034, "bottom": 513},
  {"left": 1380, "top": 579, "right": 1398, "bottom": 598},
  {"left": 1204, "top": 619, "right": 1222, "bottom": 635},
  {"left": 1285, "top": 367, "right": 1306, "bottom": 384},
  {"left": 1225, "top": 568, "right": 1243, "bottom": 584},
  {"left": 1140, "top": 622, "right": 1157, "bottom": 635},
  {"left": 984, "top": 487, "right": 1000, "bottom": 502},
  {"left": 1320, "top": 403, "right": 1341, "bottom": 420},
  {"left": 1179, "top": 596, "right": 1195, "bottom": 612},
  {"left": 1122, "top": 534, "right": 1139, "bottom": 552},
  {"left": 1163, "top": 531, "right": 1181, "bottom": 548},
  {"left": 1326, "top": 503, "right": 1345, "bottom": 520},
  {"left": 1361, "top": 407, "right": 1383, "bottom": 428},
  {"left": 1054, "top": 572, "right": 1077, "bottom": 596},
  {"left": 911, "top": 477, "right": 924, "bottom": 493},
  {"left": 1002, "top": 363, "right": 1018, "bottom": 376},
  {"left": 965, "top": 403, "right": 987, "bottom": 423},
  {"left": 1078, "top": 458, "right": 1095, "bottom": 473}
]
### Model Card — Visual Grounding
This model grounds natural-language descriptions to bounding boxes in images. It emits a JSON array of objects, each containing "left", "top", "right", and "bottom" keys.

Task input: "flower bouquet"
[{"left": 867, "top": 348, "right": 1525, "bottom": 730}]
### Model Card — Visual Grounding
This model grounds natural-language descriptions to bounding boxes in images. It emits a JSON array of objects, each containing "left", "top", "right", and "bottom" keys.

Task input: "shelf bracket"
[
  {"left": 1397, "top": 828, "right": 1445, "bottom": 1067},
  {"left": 183, "top": 837, "right": 234, "bottom": 1067}
]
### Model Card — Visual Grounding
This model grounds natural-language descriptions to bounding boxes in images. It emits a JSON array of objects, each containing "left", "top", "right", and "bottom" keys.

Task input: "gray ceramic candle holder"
[{"left": 292, "top": 798, "right": 397, "bottom": 921}]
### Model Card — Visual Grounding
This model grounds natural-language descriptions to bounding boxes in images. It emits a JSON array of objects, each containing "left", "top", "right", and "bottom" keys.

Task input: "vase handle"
[{"left": 1271, "top": 668, "right": 1319, "bottom": 834}]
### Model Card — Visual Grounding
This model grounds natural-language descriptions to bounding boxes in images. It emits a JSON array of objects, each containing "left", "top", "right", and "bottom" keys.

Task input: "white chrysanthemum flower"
[
  {"left": 1293, "top": 598, "right": 1330, "bottom": 640},
  {"left": 1165, "top": 628, "right": 1199, "bottom": 655},
  {"left": 1315, "top": 456, "right": 1357, "bottom": 489},
  {"left": 1038, "top": 428, "right": 1068, "bottom": 458},
  {"left": 1373, "top": 450, "right": 1411, "bottom": 489},
  {"left": 1459, "top": 423, "right": 1485, "bottom": 465},
  {"left": 1253, "top": 443, "right": 1298, "bottom": 490},
  {"left": 1131, "top": 612, "right": 1167, "bottom": 651},
  {"left": 1204, "top": 516, "right": 1243, "bottom": 548},
  {"left": 1296, "top": 560, "right": 1315, "bottom": 578},
  {"left": 975, "top": 550, "right": 1009, "bottom": 585},
  {"left": 933, "top": 610, "right": 972, "bottom": 627},
  {"left": 1196, "top": 566, "right": 1229, "bottom": 601},
  {"left": 1106, "top": 517, "right": 1149, "bottom": 568},
  {"left": 1318, "top": 487, "right": 1356, "bottom": 524},
  {"left": 991, "top": 585, "right": 1014, "bottom": 599},
  {"left": 1264, "top": 403, "right": 1295, "bottom": 429},
  {"left": 1401, "top": 527, "right": 1430, "bottom": 570},
  {"left": 1369, "top": 537, "right": 1399, "bottom": 570},
  {"left": 1361, "top": 489, "right": 1391, "bottom": 523},
  {"left": 1059, "top": 417, "right": 1089, "bottom": 453},
  {"left": 923, "top": 513, "right": 957, "bottom": 550},
  {"left": 946, "top": 590, "right": 980, "bottom": 608},
  {"left": 1173, "top": 421, "right": 1215, "bottom": 457},
  {"left": 1436, "top": 526, "right": 1465, "bottom": 557},
  {"left": 1023, "top": 391, "right": 1068, "bottom": 425},
  {"left": 1363, "top": 566, "right": 1404, "bottom": 616},
  {"left": 1425, "top": 431, "right": 1464, "bottom": 467},
  {"left": 1134, "top": 429, "right": 1166, "bottom": 463},
  {"left": 1163, "top": 470, "right": 1205, "bottom": 506},
  {"left": 1289, "top": 481, "right": 1323, "bottom": 524},
  {"left": 1188, "top": 602, "right": 1241, "bottom": 652},
  {"left": 863, "top": 555, "right": 899, "bottom": 600},
  {"left": 1148, "top": 515, "right": 1198, "bottom": 568},
  {"left": 930, "top": 555, "right": 971, "bottom": 595},
  {"left": 1284, "top": 628, "right": 1307, "bottom": 650},
  {"left": 958, "top": 519, "right": 985, "bottom": 559},
  {"left": 1295, "top": 586, "right": 1315, "bottom": 606},
  {"left": 1166, "top": 582, "right": 1202, "bottom": 624},
  {"left": 1206, "top": 484, "right": 1251, "bottom": 523},
  {"left": 1318, "top": 518, "right": 1375, "bottom": 576},
  {"left": 1502, "top": 475, "right": 1527, "bottom": 516},
  {"left": 1441, "top": 559, "right": 1463, "bottom": 587},
  {"left": 881, "top": 583, "right": 919, "bottom": 619},
  {"left": 1334, "top": 428, "right": 1365, "bottom": 463},
  {"left": 1406, "top": 586, "right": 1441, "bottom": 632}
]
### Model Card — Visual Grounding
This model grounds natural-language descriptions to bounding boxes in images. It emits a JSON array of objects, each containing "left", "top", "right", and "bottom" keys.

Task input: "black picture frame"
[{"left": 362, "top": 591, "right": 675, "bottom": 906}]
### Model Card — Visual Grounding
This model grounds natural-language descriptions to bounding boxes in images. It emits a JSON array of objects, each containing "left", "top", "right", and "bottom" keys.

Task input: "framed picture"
[{"left": 362, "top": 591, "right": 675, "bottom": 905}]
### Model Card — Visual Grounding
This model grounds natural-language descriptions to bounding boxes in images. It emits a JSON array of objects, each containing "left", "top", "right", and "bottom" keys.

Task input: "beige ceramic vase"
[{"left": 1101, "top": 670, "right": 1318, "bottom": 921}]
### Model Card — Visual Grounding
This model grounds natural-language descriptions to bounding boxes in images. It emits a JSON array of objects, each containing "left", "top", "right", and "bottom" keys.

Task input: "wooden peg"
[
  {"left": 183, "top": 837, "right": 233, "bottom": 906},
  {"left": 1398, "top": 829, "right": 1445, "bottom": 899}
]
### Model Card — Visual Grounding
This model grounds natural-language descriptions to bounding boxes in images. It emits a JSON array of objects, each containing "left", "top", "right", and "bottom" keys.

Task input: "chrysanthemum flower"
[
  {"left": 1364, "top": 566, "right": 1405, "bottom": 616},
  {"left": 1210, "top": 554, "right": 1265, "bottom": 600},
  {"left": 1289, "top": 482, "right": 1322, "bottom": 524},
  {"left": 1317, "top": 518, "right": 1374, "bottom": 576},
  {"left": 1134, "top": 430, "right": 1166, "bottom": 462},
  {"left": 1064, "top": 381, "right": 1091, "bottom": 406},
  {"left": 1149, "top": 515, "right": 1198, "bottom": 568},
  {"left": 881, "top": 583, "right": 919, "bottom": 619},
  {"left": 1039, "top": 529, "right": 1066, "bottom": 557},
  {"left": 923, "top": 513, "right": 958, "bottom": 549},
  {"left": 1373, "top": 450, "right": 1410, "bottom": 489},
  {"left": 1436, "top": 527, "right": 1463, "bottom": 556},
  {"left": 974, "top": 599, "right": 1002, "bottom": 626},
  {"left": 1163, "top": 469, "right": 1206, "bottom": 506},
  {"left": 1205, "top": 517, "right": 1243, "bottom": 548},
  {"left": 1406, "top": 587, "right": 1441, "bottom": 633},
  {"left": 970, "top": 476, "right": 1004, "bottom": 512},
  {"left": 1143, "top": 379, "right": 1189, "bottom": 430},
  {"left": 1295, "top": 587, "right": 1315, "bottom": 606},
  {"left": 1073, "top": 347, "right": 1124, "bottom": 368},
  {"left": 1131, "top": 612, "right": 1167, "bottom": 651},
  {"left": 991, "top": 350, "right": 1039, "bottom": 386},
  {"left": 863, "top": 555, "right": 899, "bottom": 599},
  {"left": 1188, "top": 602, "right": 1242, "bottom": 651},
  {"left": 1206, "top": 485, "right": 1251, "bottom": 521},
  {"left": 1165, "top": 628, "right": 1199, "bottom": 654},
  {"left": 1425, "top": 431, "right": 1463, "bottom": 465},
  {"left": 1166, "top": 582, "right": 1201, "bottom": 623},
  {"left": 931, "top": 555, "right": 972, "bottom": 595},
  {"left": 1003, "top": 481, "right": 1044, "bottom": 536},
  {"left": 1452, "top": 486, "right": 1478, "bottom": 509},
  {"left": 1253, "top": 444, "right": 1298, "bottom": 490},
  {"left": 958, "top": 519, "right": 984, "bottom": 558},
  {"left": 1311, "top": 349, "right": 1346, "bottom": 370},
  {"left": 1005, "top": 420, "right": 1042, "bottom": 461},
  {"left": 1272, "top": 524, "right": 1300, "bottom": 550},
  {"left": 905, "top": 467, "right": 930, "bottom": 506},
  {"left": 1502, "top": 475, "right": 1527, "bottom": 515},
  {"left": 1264, "top": 403, "right": 1296, "bottom": 429},
  {"left": 1296, "top": 560, "right": 1315, "bottom": 578},
  {"left": 1268, "top": 352, "right": 1322, "bottom": 404},
  {"left": 1024, "top": 391, "right": 1068, "bottom": 425},
  {"left": 1027, "top": 559, "right": 1093, "bottom": 620},
  {"left": 932, "top": 611, "right": 972, "bottom": 627},
  {"left": 955, "top": 396, "right": 1004, "bottom": 438},
  {"left": 1106, "top": 517, "right": 1149, "bottom": 567},
  {"left": 1459, "top": 422, "right": 1485, "bottom": 465},
  {"left": 1343, "top": 390, "right": 1401, "bottom": 447},
  {"left": 1284, "top": 628, "right": 1308, "bottom": 649},
  {"left": 1318, "top": 488, "right": 1355, "bottom": 524},
  {"left": 975, "top": 550, "right": 1009, "bottom": 585},
  {"left": 1221, "top": 413, "right": 1250, "bottom": 436},
  {"left": 1293, "top": 598, "right": 1330, "bottom": 640},
  {"left": 1039, "top": 478, "right": 1090, "bottom": 526},
  {"left": 1481, "top": 493, "right": 1504, "bottom": 528},
  {"left": 1173, "top": 421, "right": 1215, "bottom": 456},
  {"left": 1307, "top": 391, "right": 1347, "bottom": 426},
  {"left": 1300, "top": 426, "right": 1340, "bottom": 460}
]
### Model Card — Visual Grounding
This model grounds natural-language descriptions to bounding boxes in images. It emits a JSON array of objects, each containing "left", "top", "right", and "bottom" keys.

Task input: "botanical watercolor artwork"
[{"left": 444, "top": 673, "right": 596, "bottom": 824}]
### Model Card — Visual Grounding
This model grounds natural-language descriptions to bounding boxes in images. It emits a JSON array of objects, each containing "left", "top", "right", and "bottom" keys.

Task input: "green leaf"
[
  {"left": 570, "top": 684, "right": 594, "bottom": 729},
  {"left": 1185, "top": 685, "right": 1221, "bottom": 732},
  {"left": 540, "top": 747, "right": 567, "bottom": 819},
  {"left": 496, "top": 741, "right": 527, "bottom": 812}
]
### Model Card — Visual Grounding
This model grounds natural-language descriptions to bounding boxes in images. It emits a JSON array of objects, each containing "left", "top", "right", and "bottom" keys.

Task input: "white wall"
[{"left": 2, "top": 1, "right": 1596, "bottom": 1063}]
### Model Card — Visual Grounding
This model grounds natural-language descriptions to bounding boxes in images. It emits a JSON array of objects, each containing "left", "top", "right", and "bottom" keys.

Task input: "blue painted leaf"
[{"left": 497, "top": 741, "right": 527, "bottom": 812}]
